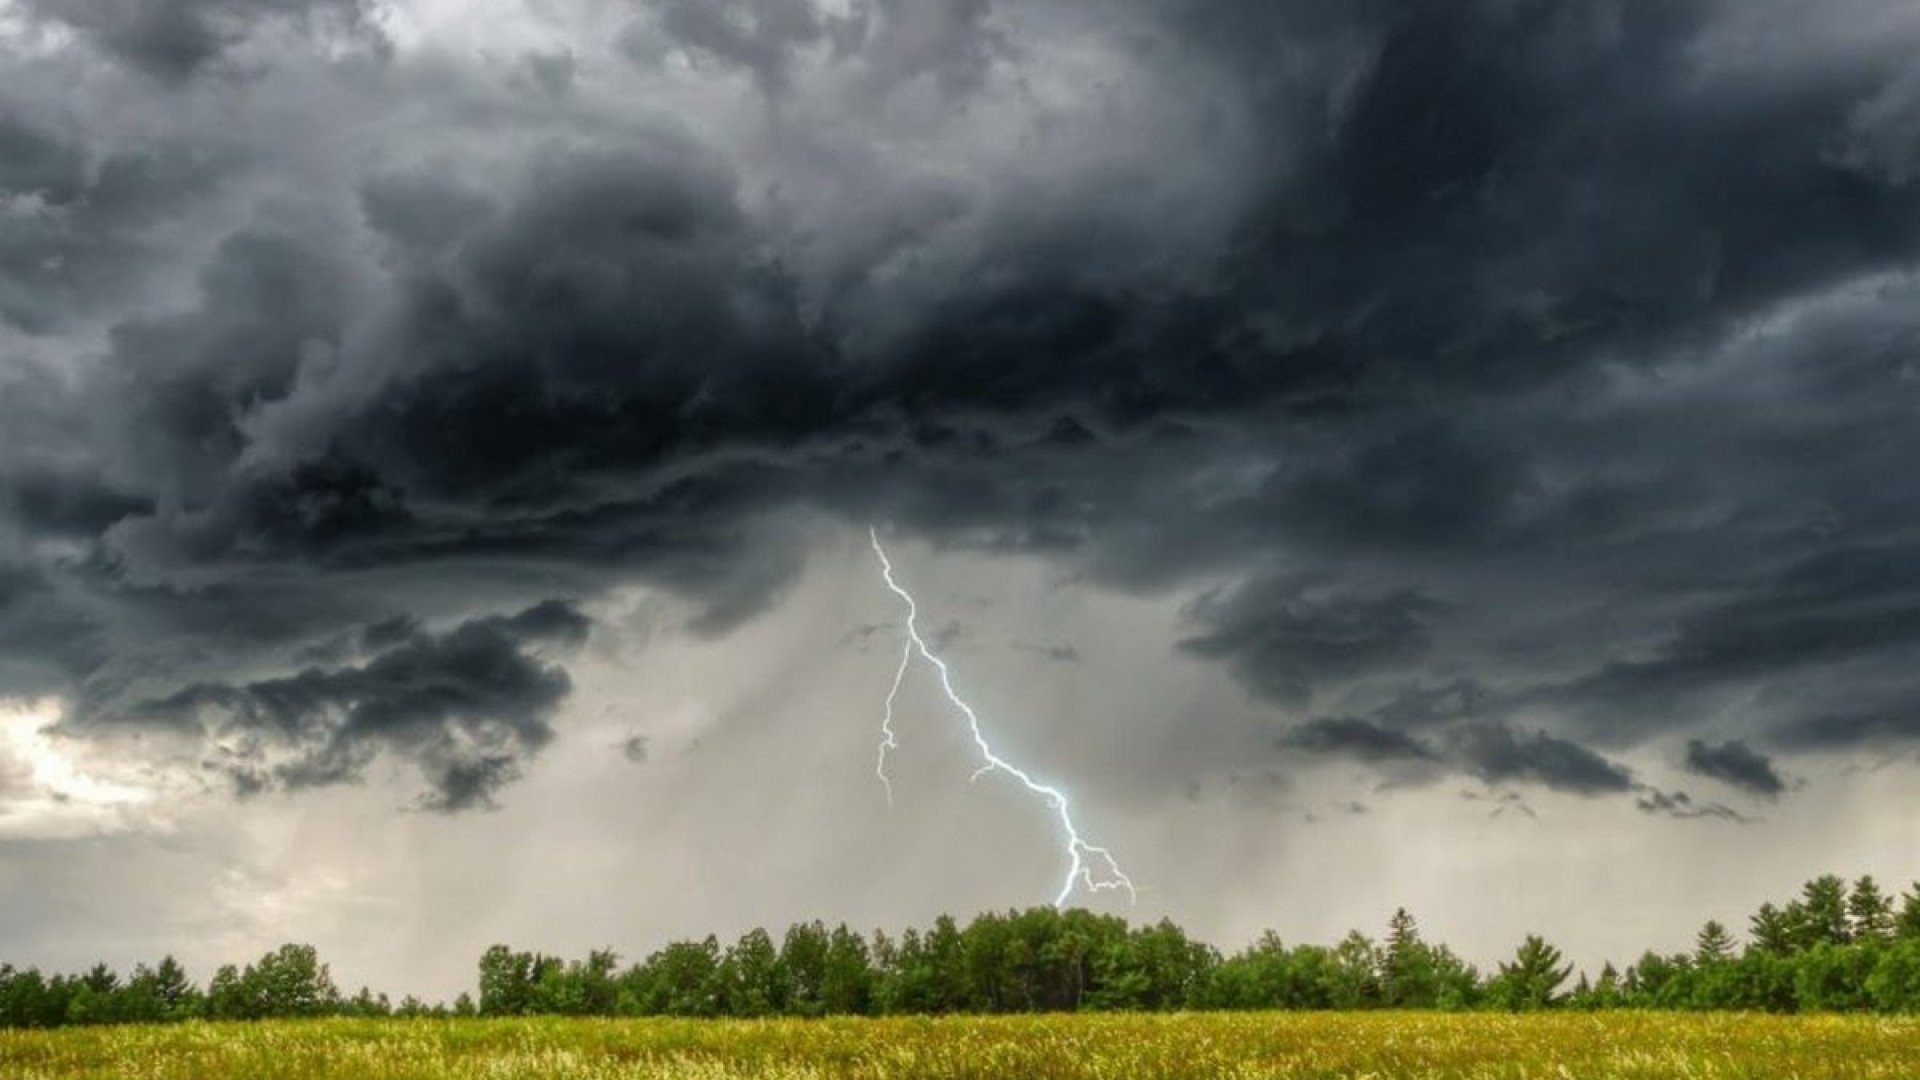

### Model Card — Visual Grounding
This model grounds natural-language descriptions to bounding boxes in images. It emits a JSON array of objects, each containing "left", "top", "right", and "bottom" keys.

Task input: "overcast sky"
[{"left": 3, "top": 0, "right": 1920, "bottom": 1001}]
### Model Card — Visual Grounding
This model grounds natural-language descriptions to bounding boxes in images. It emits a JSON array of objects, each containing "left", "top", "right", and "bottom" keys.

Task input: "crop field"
[{"left": 2, "top": 1012, "right": 1918, "bottom": 1079}]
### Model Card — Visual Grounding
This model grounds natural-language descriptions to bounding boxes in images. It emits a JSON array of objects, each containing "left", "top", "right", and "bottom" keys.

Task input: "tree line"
[{"left": 7, "top": 873, "right": 1920, "bottom": 1027}]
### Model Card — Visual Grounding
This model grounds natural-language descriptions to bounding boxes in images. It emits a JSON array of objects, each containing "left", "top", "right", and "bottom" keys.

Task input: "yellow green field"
[{"left": 3, "top": 1012, "right": 1917, "bottom": 1079}]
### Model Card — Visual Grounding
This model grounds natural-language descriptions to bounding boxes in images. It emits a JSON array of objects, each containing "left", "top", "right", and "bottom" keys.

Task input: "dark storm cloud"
[
  {"left": 1683, "top": 739, "right": 1787, "bottom": 800},
  {"left": 0, "top": 131, "right": 230, "bottom": 332},
  {"left": 1214, "top": 1, "right": 1916, "bottom": 381},
  {"left": 1281, "top": 714, "right": 1660, "bottom": 806},
  {"left": 1446, "top": 723, "right": 1634, "bottom": 797},
  {"left": 5, "top": 0, "right": 1920, "bottom": 811},
  {"left": 130, "top": 602, "right": 590, "bottom": 810},
  {"left": 0, "top": 112, "right": 230, "bottom": 333},
  {"left": 0, "top": 112, "right": 86, "bottom": 204},
  {"left": 1267, "top": 423, "right": 1534, "bottom": 553},
  {"left": 1554, "top": 545, "right": 1920, "bottom": 722},
  {"left": 1179, "top": 581, "right": 1445, "bottom": 706},
  {"left": 20, "top": 0, "right": 373, "bottom": 80},
  {"left": 1773, "top": 696, "right": 1920, "bottom": 754},
  {"left": 0, "top": 564, "right": 105, "bottom": 695},
  {"left": 0, "top": 470, "right": 152, "bottom": 539},
  {"left": 1279, "top": 716, "right": 1437, "bottom": 764}
]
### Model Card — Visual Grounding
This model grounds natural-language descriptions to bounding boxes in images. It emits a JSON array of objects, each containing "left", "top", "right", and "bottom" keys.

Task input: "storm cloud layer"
[{"left": 2, "top": 0, "right": 1920, "bottom": 826}]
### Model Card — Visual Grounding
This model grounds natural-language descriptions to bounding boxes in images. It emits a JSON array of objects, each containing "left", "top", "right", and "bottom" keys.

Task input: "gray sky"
[{"left": 3, "top": 0, "right": 1920, "bottom": 1001}]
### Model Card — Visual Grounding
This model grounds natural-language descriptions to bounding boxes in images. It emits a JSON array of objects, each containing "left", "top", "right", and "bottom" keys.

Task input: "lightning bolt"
[
  {"left": 876, "top": 633, "right": 909, "bottom": 805},
  {"left": 869, "top": 528, "right": 1137, "bottom": 908}
]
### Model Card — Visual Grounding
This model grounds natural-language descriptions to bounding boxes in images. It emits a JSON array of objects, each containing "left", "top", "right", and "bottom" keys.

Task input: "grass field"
[{"left": 3, "top": 1012, "right": 1918, "bottom": 1078}]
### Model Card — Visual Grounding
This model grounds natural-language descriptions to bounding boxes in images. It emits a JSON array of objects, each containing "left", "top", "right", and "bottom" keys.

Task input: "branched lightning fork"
[
  {"left": 876, "top": 636, "right": 909, "bottom": 805},
  {"left": 869, "top": 527, "right": 1136, "bottom": 908}
]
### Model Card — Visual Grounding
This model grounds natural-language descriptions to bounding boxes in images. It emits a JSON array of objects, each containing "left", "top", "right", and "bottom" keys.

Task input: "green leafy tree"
[
  {"left": 245, "top": 944, "right": 340, "bottom": 1018},
  {"left": 1749, "top": 903, "right": 1795, "bottom": 955},
  {"left": 1794, "top": 943, "right": 1876, "bottom": 1012},
  {"left": 779, "top": 923, "right": 831, "bottom": 1017},
  {"left": 1325, "top": 932, "right": 1382, "bottom": 1009},
  {"left": 1866, "top": 938, "right": 1920, "bottom": 1012},
  {"left": 1089, "top": 918, "right": 1214, "bottom": 1011},
  {"left": 875, "top": 927, "right": 933, "bottom": 1014},
  {"left": 477, "top": 946, "right": 556, "bottom": 1017},
  {"left": 532, "top": 949, "right": 618, "bottom": 1015},
  {"left": 1429, "top": 944, "right": 1482, "bottom": 1011},
  {"left": 718, "top": 928, "right": 785, "bottom": 1017},
  {"left": 1623, "top": 951, "right": 1696, "bottom": 1009},
  {"left": 205, "top": 965, "right": 249, "bottom": 1020},
  {"left": 1728, "top": 950, "right": 1798, "bottom": 1013},
  {"left": 344, "top": 987, "right": 390, "bottom": 1017},
  {"left": 820, "top": 925, "right": 874, "bottom": 1015},
  {"left": 641, "top": 938, "right": 722, "bottom": 1017},
  {"left": 579, "top": 949, "right": 621, "bottom": 1015}
]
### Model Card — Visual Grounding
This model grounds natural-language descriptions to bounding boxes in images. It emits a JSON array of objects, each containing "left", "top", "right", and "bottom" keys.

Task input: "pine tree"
[
  {"left": 1849, "top": 876, "right": 1896, "bottom": 942},
  {"left": 1491, "top": 935, "right": 1572, "bottom": 1010},
  {"left": 1795, "top": 876, "right": 1851, "bottom": 947},
  {"left": 1382, "top": 908, "right": 1436, "bottom": 1008},
  {"left": 1898, "top": 885, "right": 1920, "bottom": 940},
  {"left": 1592, "top": 962, "right": 1622, "bottom": 1008},
  {"left": 150, "top": 957, "right": 193, "bottom": 1017},
  {"left": 1694, "top": 920, "right": 1736, "bottom": 965},
  {"left": 1568, "top": 971, "right": 1593, "bottom": 1008},
  {"left": 1749, "top": 903, "right": 1794, "bottom": 955}
]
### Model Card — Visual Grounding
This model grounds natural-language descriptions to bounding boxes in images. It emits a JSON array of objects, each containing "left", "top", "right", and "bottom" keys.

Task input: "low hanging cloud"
[
  {"left": 1279, "top": 716, "right": 1438, "bottom": 765},
  {"left": 1634, "top": 788, "right": 1750, "bottom": 823},
  {"left": 129, "top": 602, "right": 591, "bottom": 810},
  {"left": 1683, "top": 739, "right": 1788, "bottom": 800},
  {"left": 1280, "top": 715, "right": 1660, "bottom": 807},
  {"left": 1446, "top": 724, "right": 1635, "bottom": 797}
]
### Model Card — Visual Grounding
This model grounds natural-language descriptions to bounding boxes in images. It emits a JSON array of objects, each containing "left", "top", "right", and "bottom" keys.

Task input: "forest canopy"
[{"left": 6, "top": 874, "right": 1920, "bottom": 1027}]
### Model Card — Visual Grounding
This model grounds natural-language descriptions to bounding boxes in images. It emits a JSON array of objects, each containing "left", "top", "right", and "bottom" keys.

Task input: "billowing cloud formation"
[
  {"left": 18, "top": 0, "right": 372, "bottom": 80},
  {"left": 133, "top": 601, "right": 589, "bottom": 810},
  {"left": 2, "top": 0, "right": 1920, "bottom": 815}
]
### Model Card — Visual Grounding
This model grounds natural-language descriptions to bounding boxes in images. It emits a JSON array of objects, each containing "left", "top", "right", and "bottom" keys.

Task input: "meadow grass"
[{"left": 2, "top": 1012, "right": 1917, "bottom": 1079}]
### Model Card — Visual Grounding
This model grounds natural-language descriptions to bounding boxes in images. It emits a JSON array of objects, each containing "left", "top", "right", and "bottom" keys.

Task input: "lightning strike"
[
  {"left": 876, "top": 636, "right": 909, "bottom": 805},
  {"left": 869, "top": 528, "right": 1137, "bottom": 908}
]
